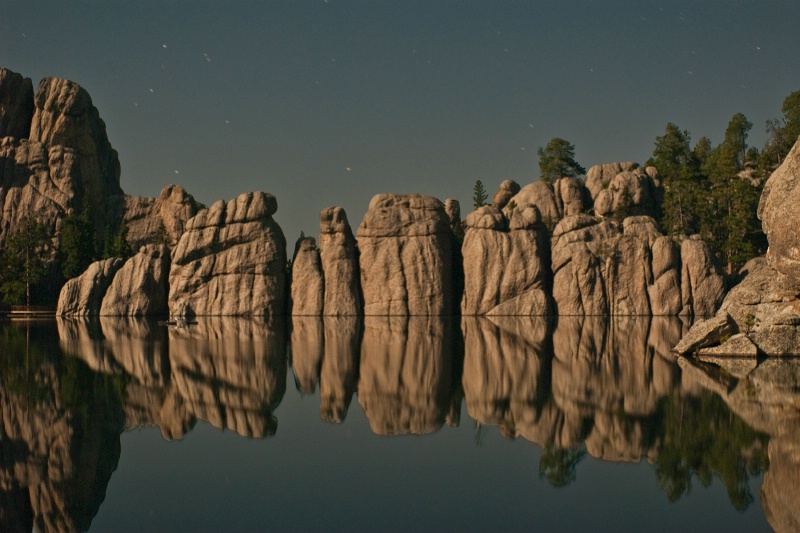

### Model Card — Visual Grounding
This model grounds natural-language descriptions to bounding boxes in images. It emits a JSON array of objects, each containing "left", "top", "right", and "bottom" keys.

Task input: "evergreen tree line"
[
  {"left": 0, "top": 205, "right": 137, "bottom": 306},
  {"left": 530, "top": 89, "right": 800, "bottom": 275},
  {"left": 648, "top": 89, "right": 800, "bottom": 274}
]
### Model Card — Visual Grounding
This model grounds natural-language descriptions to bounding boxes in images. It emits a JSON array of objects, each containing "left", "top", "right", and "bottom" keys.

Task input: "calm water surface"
[{"left": 2, "top": 316, "right": 792, "bottom": 532}]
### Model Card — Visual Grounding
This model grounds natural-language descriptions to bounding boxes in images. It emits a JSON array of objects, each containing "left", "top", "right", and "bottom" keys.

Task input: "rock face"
[
  {"left": 492, "top": 179, "right": 520, "bottom": 209},
  {"left": 290, "top": 237, "right": 324, "bottom": 316},
  {"left": 124, "top": 184, "right": 204, "bottom": 248},
  {"left": 0, "top": 70, "right": 123, "bottom": 249},
  {"left": 29, "top": 77, "right": 124, "bottom": 234},
  {"left": 169, "top": 191, "right": 287, "bottom": 317},
  {"left": 0, "top": 68, "right": 34, "bottom": 140},
  {"left": 585, "top": 162, "right": 640, "bottom": 200},
  {"left": 100, "top": 245, "right": 171, "bottom": 316},
  {"left": 57, "top": 258, "right": 124, "bottom": 316},
  {"left": 319, "top": 207, "right": 362, "bottom": 315},
  {"left": 461, "top": 205, "right": 551, "bottom": 315},
  {"left": 551, "top": 215, "right": 723, "bottom": 316},
  {"left": 675, "top": 257, "right": 800, "bottom": 356},
  {"left": 758, "top": 137, "right": 800, "bottom": 278},
  {"left": 504, "top": 177, "right": 589, "bottom": 226},
  {"left": 356, "top": 194, "right": 456, "bottom": 315},
  {"left": 593, "top": 166, "right": 660, "bottom": 219}
]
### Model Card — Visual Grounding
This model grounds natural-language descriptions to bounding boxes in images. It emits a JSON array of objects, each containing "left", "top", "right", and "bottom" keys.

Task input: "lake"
[{"left": 1, "top": 315, "right": 793, "bottom": 532}]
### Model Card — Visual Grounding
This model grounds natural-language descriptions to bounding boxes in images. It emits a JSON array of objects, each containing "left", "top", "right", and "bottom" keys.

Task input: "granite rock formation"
[
  {"left": 100, "top": 244, "right": 171, "bottom": 316},
  {"left": 592, "top": 165, "right": 660, "bottom": 219},
  {"left": 758, "top": 137, "right": 800, "bottom": 279},
  {"left": 169, "top": 191, "right": 287, "bottom": 317},
  {"left": 504, "top": 177, "right": 589, "bottom": 227},
  {"left": 123, "top": 184, "right": 204, "bottom": 248},
  {"left": 319, "top": 206, "right": 362, "bottom": 315},
  {"left": 0, "top": 69, "right": 123, "bottom": 254},
  {"left": 492, "top": 179, "right": 521, "bottom": 209},
  {"left": 290, "top": 237, "right": 324, "bottom": 316},
  {"left": 0, "top": 68, "right": 34, "bottom": 140},
  {"left": 356, "top": 194, "right": 456, "bottom": 315},
  {"left": 56, "top": 258, "right": 124, "bottom": 316},
  {"left": 550, "top": 215, "right": 723, "bottom": 316},
  {"left": 461, "top": 205, "right": 551, "bottom": 315}
]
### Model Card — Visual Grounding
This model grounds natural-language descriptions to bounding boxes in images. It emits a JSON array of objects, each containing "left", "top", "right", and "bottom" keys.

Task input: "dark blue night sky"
[{"left": 3, "top": 0, "right": 800, "bottom": 240}]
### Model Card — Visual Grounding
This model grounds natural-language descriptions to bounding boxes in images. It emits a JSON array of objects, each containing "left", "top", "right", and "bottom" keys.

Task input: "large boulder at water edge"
[
  {"left": 461, "top": 205, "right": 551, "bottom": 315},
  {"left": 290, "top": 237, "right": 324, "bottom": 316},
  {"left": 168, "top": 191, "right": 287, "bottom": 317},
  {"left": 100, "top": 245, "right": 171, "bottom": 316},
  {"left": 356, "top": 193, "right": 456, "bottom": 315},
  {"left": 551, "top": 214, "right": 723, "bottom": 316},
  {"left": 57, "top": 258, "right": 124, "bottom": 316},
  {"left": 319, "top": 206, "right": 362, "bottom": 315}
]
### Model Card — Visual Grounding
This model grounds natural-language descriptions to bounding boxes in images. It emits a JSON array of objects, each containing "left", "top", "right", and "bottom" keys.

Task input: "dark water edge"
[{"left": 1, "top": 317, "right": 786, "bottom": 532}]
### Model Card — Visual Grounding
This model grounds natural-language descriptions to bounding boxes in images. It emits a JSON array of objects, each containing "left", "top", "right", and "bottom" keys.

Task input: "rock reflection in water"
[
  {"left": 552, "top": 316, "right": 680, "bottom": 462},
  {"left": 169, "top": 317, "right": 287, "bottom": 438},
  {"left": 290, "top": 317, "right": 324, "bottom": 394},
  {"left": 358, "top": 316, "right": 458, "bottom": 435},
  {"left": 320, "top": 317, "right": 361, "bottom": 423},
  {"left": 0, "top": 322, "right": 123, "bottom": 533},
  {"left": 461, "top": 317, "right": 554, "bottom": 443},
  {"left": 289, "top": 316, "right": 362, "bottom": 422}
]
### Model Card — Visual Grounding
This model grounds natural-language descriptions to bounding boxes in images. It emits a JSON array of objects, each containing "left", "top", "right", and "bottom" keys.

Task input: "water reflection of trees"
[{"left": 462, "top": 315, "right": 769, "bottom": 510}]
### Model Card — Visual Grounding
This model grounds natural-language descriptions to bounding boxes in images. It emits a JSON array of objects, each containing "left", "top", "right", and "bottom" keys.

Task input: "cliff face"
[{"left": 0, "top": 70, "right": 124, "bottom": 246}]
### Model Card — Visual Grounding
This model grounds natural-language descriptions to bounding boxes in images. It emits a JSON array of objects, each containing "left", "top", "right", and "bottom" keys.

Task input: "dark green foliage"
[
  {"left": 0, "top": 217, "right": 53, "bottom": 305},
  {"left": 103, "top": 220, "right": 133, "bottom": 260},
  {"left": 655, "top": 390, "right": 769, "bottom": 511},
  {"left": 539, "top": 444, "right": 586, "bottom": 487},
  {"left": 650, "top": 123, "right": 706, "bottom": 236},
  {"left": 537, "top": 138, "right": 586, "bottom": 184},
  {"left": 58, "top": 208, "right": 96, "bottom": 280},
  {"left": 473, "top": 180, "right": 488, "bottom": 209},
  {"left": 705, "top": 113, "right": 765, "bottom": 274}
]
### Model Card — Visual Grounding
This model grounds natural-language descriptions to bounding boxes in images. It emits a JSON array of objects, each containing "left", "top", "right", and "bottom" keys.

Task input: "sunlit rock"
[
  {"left": 168, "top": 191, "right": 288, "bottom": 317},
  {"left": 290, "top": 237, "right": 324, "bottom": 316},
  {"left": 357, "top": 194, "right": 456, "bottom": 315},
  {"left": 461, "top": 205, "right": 551, "bottom": 315},
  {"left": 100, "top": 244, "right": 171, "bottom": 316}
]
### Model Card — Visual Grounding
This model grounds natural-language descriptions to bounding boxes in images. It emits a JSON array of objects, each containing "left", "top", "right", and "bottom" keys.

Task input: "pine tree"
[
  {"left": 0, "top": 217, "right": 53, "bottom": 305},
  {"left": 473, "top": 180, "right": 488, "bottom": 209},
  {"left": 58, "top": 208, "right": 96, "bottom": 280},
  {"left": 104, "top": 220, "right": 133, "bottom": 260},
  {"left": 537, "top": 138, "right": 586, "bottom": 184},
  {"left": 650, "top": 123, "right": 706, "bottom": 236}
]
